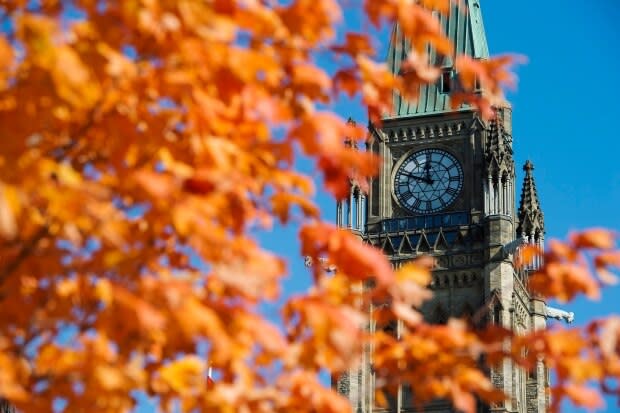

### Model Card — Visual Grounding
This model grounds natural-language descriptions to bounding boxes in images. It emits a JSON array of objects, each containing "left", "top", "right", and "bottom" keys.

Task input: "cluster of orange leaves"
[
  {"left": 527, "top": 229, "right": 620, "bottom": 302},
  {"left": 0, "top": 0, "right": 618, "bottom": 412}
]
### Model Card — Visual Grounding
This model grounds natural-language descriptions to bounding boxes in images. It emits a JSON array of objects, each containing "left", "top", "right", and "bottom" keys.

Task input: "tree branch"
[{"left": 0, "top": 226, "right": 48, "bottom": 286}]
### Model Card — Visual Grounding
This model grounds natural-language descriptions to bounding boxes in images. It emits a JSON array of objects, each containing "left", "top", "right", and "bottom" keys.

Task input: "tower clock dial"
[{"left": 394, "top": 148, "right": 464, "bottom": 214}]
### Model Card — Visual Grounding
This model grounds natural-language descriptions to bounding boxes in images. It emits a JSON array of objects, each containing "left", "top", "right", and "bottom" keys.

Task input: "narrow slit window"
[{"left": 440, "top": 69, "right": 452, "bottom": 93}]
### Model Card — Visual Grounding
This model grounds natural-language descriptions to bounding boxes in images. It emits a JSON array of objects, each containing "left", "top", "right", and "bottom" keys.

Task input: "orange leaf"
[
  {"left": 595, "top": 251, "right": 620, "bottom": 284},
  {"left": 530, "top": 262, "right": 600, "bottom": 302},
  {"left": 270, "top": 192, "right": 319, "bottom": 223},
  {"left": 333, "top": 68, "right": 360, "bottom": 97},
  {"left": 0, "top": 184, "right": 18, "bottom": 240},
  {"left": 515, "top": 244, "right": 542, "bottom": 268},
  {"left": 292, "top": 63, "right": 332, "bottom": 98},
  {"left": 300, "top": 222, "right": 394, "bottom": 286},
  {"left": 595, "top": 251, "right": 620, "bottom": 268},
  {"left": 563, "top": 383, "right": 604, "bottom": 410},
  {"left": 133, "top": 170, "right": 177, "bottom": 199},
  {"left": 548, "top": 240, "right": 579, "bottom": 261},
  {"left": 571, "top": 228, "right": 616, "bottom": 250},
  {"left": 0, "top": 35, "right": 13, "bottom": 89},
  {"left": 331, "top": 32, "right": 374, "bottom": 56},
  {"left": 113, "top": 285, "right": 166, "bottom": 331},
  {"left": 158, "top": 356, "right": 206, "bottom": 395}
]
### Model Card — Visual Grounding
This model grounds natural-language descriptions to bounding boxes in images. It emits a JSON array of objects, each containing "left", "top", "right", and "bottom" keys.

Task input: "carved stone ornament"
[{"left": 545, "top": 306, "right": 574, "bottom": 324}]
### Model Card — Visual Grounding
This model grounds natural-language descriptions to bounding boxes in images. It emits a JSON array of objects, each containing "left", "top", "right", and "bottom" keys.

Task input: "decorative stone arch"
[{"left": 431, "top": 303, "right": 449, "bottom": 325}]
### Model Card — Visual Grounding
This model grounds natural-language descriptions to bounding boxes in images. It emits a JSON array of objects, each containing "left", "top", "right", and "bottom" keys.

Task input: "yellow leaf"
[
  {"left": 36, "top": 344, "right": 80, "bottom": 375},
  {"left": 396, "top": 261, "right": 432, "bottom": 286},
  {"left": 103, "top": 250, "right": 124, "bottom": 268},
  {"left": 55, "top": 278, "right": 78, "bottom": 297},
  {"left": 95, "top": 279, "right": 113, "bottom": 304},
  {"left": 158, "top": 356, "right": 206, "bottom": 394},
  {"left": 0, "top": 183, "right": 18, "bottom": 240},
  {"left": 51, "top": 46, "right": 101, "bottom": 108},
  {"left": 95, "top": 365, "right": 125, "bottom": 391},
  {"left": 57, "top": 163, "right": 83, "bottom": 187}
]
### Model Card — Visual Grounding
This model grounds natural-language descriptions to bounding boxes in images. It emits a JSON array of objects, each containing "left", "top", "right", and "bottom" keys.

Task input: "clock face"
[{"left": 394, "top": 148, "right": 464, "bottom": 214}]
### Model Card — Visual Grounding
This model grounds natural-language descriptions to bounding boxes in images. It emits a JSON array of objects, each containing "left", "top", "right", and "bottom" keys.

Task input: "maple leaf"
[
  {"left": 571, "top": 228, "right": 616, "bottom": 250},
  {"left": 331, "top": 32, "right": 374, "bottom": 57},
  {"left": 454, "top": 54, "right": 524, "bottom": 119},
  {"left": 333, "top": 67, "right": 361, "bottom": 97},
  {"left": 292, "top": 63, "right": 332, "bottom": 99},
  {"left": 159, "top": 356, "right": 207, "bottom": 395},
  {"left": 0, "top": 36, "right": 14, "bottom": 89},
  {"left": 548, "top": 239, "right": 579, "bottom": 261},
  {"left": 561, "top": 384, "right": 604, "bottom": 410},
  {"left": 515, "top": 244, "right": 543, "bottom": 269},
  {"left": 0, "top": 184, "right": 18, "bottom": 241},
  {"left": 594, "top": 251, "right": 620, "bottom": 284}
]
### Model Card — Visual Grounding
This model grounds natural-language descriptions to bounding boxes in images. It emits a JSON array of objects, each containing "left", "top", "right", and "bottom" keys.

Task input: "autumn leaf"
[
  {"left": 0, "top": 184, "right": 18, "bottom": 240},
  {"left": 51, "top": 46, "right": 101, "bottom": 108},
  {"left": 95, "top": 365, "right": 126, "bottom": 391},
  {"left": 292, "top": 63, "right": 332, "bottom": 99},
  {"left": 395, "top": 259, "right": 432, "bottom": 287},
  {"left": 112, "top": 285, "right": 167, "bottom": 331},
  {"left": 333, "top": 67, "right": 361, "bottom": 97},
  {"left": 571, "top": 228, "right": 616, "bottom": 250},
  {"left": 270, "top": 192, "right": 319, "bottom": 223},
  {"left": 158, "top": 356, "right": 206, "bottom": 395},
  {"left": 561, "top": 384, "right": 604, "bottom": 410},
  {"left": 331, "top": 32, "right": 374, "bottom": 57},
  {"left": 454, "top": 54, "right": 523, "bottom": 119},
  {"left": 530, "top": 262, "right": 600, "bottom": 302},
  {"left": 548, "top": 239, "right": 579, "bottom": 262},
  {"left": 594, "top": 251, "right": 620, "bottom": 284},
  {"left": 0, "top": 35, "right": 14, "bottom": 89},
  {"left": 515, "top": 244, "right": 542, "bottom": 269}
]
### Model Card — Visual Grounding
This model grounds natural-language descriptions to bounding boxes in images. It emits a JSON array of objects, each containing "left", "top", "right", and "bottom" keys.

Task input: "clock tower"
[{"left": 335, "top": 1, "right": 549, "bottom": 412}]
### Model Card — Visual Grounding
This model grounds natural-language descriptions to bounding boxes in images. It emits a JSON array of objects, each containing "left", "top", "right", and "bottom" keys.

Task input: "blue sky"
[
  {"left": 483, "top": 0, "right": 620, "bottom": 339},
  {"left": 483, "top": 2, "right": 620, "bottom": 411},
  {"left": 130, "top": 1, "right": 620, "bottom": 411}
]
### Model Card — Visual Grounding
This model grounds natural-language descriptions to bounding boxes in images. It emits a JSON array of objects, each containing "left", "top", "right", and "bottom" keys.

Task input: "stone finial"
[
  {"left": 517, "top": 160, "right": 544, "bottom": 239},
  {"left": 486, "top": 116, "right": 505, "bottom": 154},
  {"left": 344, "top": 117, "right": 358, "bottom": 149},
  {"left": 484, "top": 112, "right": 513, "bottom": 177}
]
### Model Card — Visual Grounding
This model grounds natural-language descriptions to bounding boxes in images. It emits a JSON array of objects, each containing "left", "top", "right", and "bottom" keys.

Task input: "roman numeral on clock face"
[{"left": 401, "top": 191, "right": 414, "bottom": 203}]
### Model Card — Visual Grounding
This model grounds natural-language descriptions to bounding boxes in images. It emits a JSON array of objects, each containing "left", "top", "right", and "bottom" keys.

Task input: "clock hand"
[
  {"left": 424, "top": 159, "right": 433, "bottom": 183},
  {"left": 403, "top": 171, "right": 433, "bottom": 185}
]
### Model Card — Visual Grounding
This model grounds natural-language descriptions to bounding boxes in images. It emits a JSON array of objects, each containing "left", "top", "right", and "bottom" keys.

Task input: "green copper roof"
[{"left": 386, "top": 0, "right": 489, "bottom": 118}]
